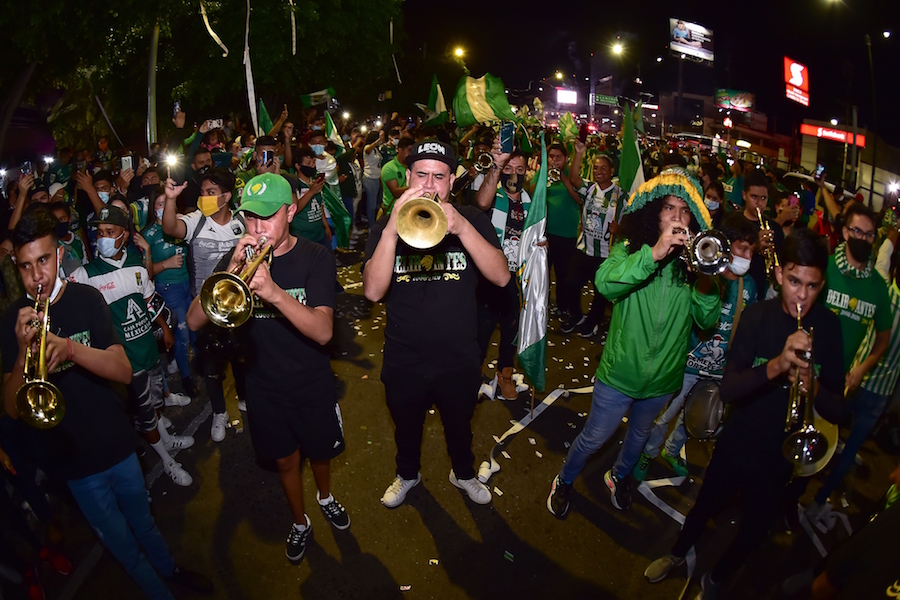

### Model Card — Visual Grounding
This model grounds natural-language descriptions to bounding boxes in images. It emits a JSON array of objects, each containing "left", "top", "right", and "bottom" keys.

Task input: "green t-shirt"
[
  {"left": 546, "top": 178, "right": 580, "bottom": 238},
  {"left": 823, "top": 251, "right": 893, "bottom": 372},
  {"left": 723, "top": 175, "right": 743, "bottom": 207},
  {"left": 380, "top": 158, "right": 407, "bottom": 215},
  {"left": 143, "top": 223, "right": 189, "bottom": 285},
  {"left": 289, "top": 179, "right": 327, "bottom": 243}
]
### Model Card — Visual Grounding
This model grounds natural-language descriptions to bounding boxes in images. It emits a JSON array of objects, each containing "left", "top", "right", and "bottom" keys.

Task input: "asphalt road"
[{"left": 9, "top": 237, "right": 898, "bottom": 600}]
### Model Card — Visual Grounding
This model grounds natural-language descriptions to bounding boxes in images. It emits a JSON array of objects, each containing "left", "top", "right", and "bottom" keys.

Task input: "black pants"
[
  {"left": 477, "top": 275, "right": 520, "bottom": 370},
  {"left": 547, "top": 234, "right": 577, "bottom": 315},
  {"left": 565, "top": 251, "right": 607, "bottom": 327},
  {"left": 671, "top": 450, "right": 786, "bottom": 583},
  {"left": 382, "top": 361, "right": 482, "bottom": 481},
  {"left": 202, "top": 356, "right": 247, "bottom": 415}
]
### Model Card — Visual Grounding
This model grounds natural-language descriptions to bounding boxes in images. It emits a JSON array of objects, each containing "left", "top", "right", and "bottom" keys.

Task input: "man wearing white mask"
[{"left": 632, "top": 212, "right": 758, "bottom": 481}]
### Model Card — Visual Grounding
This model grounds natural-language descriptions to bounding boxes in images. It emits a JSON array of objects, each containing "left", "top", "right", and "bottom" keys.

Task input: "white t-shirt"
[
  {"left": 363, "top": 148, "right": 382, "bottom": 180},
  {"left": 316, "top": 153, "right": 339, "bottom": 187},
  {"left": 178, "top": 209, "right": 246, "bottom": 297}
]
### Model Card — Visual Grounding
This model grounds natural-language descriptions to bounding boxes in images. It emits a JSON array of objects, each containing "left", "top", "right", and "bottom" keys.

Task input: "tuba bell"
[
  {"left": 200, "top": 237, "right": 273, "bottom": 328},
  {"left": 395, "top": 193, "right": 448, "bottom": 249},
  {"left": 16, "top": 284, "right": 65, "bottom": 429}
]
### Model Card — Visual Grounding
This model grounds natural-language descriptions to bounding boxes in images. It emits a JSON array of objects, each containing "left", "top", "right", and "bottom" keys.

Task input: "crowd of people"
[{"left": 0, "top": 103, "right": 898, "bottom": 600}]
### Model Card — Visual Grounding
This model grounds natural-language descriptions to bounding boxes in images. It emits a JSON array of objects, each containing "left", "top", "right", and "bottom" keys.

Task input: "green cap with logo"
[{"left": 235, "top": 173, "right": 292, "bottom": 218}]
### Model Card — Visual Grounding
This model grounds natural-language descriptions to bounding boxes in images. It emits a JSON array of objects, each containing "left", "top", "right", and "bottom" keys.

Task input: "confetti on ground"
[
  {"left": 493, "top": 435, "right": 501, "bottom": 444},
  {"left": 535, "top": 451, "right": 543, "bottom": 458},
  {"left": 568, "top": 422, "right": 577, "bottom": 429},
  {"left": 429, "top": 559, "right": 439, "bottom": 566},
  {"left": 367, "top": 441, "right": 372, "bottom": 445},
  {"left": 547, "top": 341, "right": 555, "bottom": 347},
  {"left": 494, "top": 487, "right": 504, "bottom": 496},
  {"left": 564, "top": 442, "right": 571, "bottom": 448},
  {"left": 572, "top": 378, "right": 579, "bottom": 383},
  {"left": 504, "top": 551, "right": 514, "bottom": 562},
  {"left": 361, "top": 375, "right": 368, "bottom": 380},
  {"left": 400, "top": 585, "right": 411, "bottom": 592},
  {"left": 360, "top": 426, "right": 367, "bottom": 430},
  {"left": 234, "top": 428, "right": 243, "bottom": 434},
  {"left": 501, "top": 451, "right": 511, "bottom": 460},
  {"left": 578, "top": 412, "right": 586, "bottom": 418},
  {"left": 231, "top": 419, "right": 240, "bottom": 426},
  {"left": 528, "top": 437, "right": 536, "bottom": 445}
]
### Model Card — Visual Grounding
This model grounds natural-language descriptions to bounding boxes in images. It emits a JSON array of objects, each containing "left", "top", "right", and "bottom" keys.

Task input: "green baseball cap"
[{"left": 236, "top": 173, "right": 292, "bottom": 218}]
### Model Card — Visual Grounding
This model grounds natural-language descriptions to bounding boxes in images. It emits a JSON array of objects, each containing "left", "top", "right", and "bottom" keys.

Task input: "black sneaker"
[
  {"left": 604, "top": 469, "right": 632, "bottom": 510},
  {"left": 546, "top": 475, "right": 572, "bottom": 518},
  {"left": 559, "top": 315, "right": 585, "bottom": 334},
  {"left": 168, "top": 566, "right": 214, "bottom": 594},
  {"left": 575, "top": 319, "right": 599, "bottom": 338},
  {"left": 286, "top": 516, "right": 312, "bottom": 562},
  {"left": 317, "top": 492, "right": 350, "bottom": 530}
]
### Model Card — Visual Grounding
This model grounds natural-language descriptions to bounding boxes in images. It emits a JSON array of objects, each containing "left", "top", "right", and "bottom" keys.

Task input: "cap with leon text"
[{"left": 406, "top": 140, "right": 457, "bottom": 171}]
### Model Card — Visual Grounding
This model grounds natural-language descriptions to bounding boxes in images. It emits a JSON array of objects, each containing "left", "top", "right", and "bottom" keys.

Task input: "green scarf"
[
  {"left": 491, "top": 188, "right": 531, "bottom": 245},
  {"left": 834, "top": 241, "right": 872, "bottom": 279}
]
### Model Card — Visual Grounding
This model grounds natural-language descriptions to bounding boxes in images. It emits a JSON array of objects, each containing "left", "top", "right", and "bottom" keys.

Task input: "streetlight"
[
  {"left": 884, "top": 30, "right": 892, "bottom": 39},
  {"left": 656, "top": 56, "right": 663, "bottom": 62},
  {"left": 555, "top": 71, "right": 563, "bottom": 80},
  {"left": 830, "top": 118, "right": 839, "bottom": 126},
  {"left": 613, "top": 43, "right": 623, "bottom": 55},
  {"left": 454, "top": 47, "right": 464, "bottom": 58}
]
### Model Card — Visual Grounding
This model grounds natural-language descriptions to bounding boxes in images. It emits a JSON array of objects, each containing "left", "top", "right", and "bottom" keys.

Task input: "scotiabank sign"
[
  {"left": 784, "top": 57, "right": 810, "bottom": 107},
  {"left": 800, "top": 123, "right": 866, "bottom": 148}
]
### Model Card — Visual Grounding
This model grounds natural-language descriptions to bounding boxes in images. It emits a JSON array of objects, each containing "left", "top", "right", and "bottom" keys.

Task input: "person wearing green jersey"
[
  {"left": 380, "top": 138, "right": 413, "bottom": 216},
  {"left": 48, "top": 202, "right": 89, "bottom": 277},
  {"left": 289, "top": 148, "right": 330, "bottom": 247}
]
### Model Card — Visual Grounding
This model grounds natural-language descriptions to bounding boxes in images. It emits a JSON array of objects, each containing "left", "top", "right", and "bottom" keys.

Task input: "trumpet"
[
  {"left": 16, "top": 284, "right": 65, "bottom": 429},
  {"left": 473, "top": 153, "right": 494, "bottom": 173},
  {"left": 673, "top": 228, "right": 732, "bottom": 275},
  {"left": 396, "top": 193, "right": 448, "bottom": 250},
  {"left": 200, "top": 237, "right": 273, "bottom": 328},
  {"left": 548, "top": 168, "right": 562, "bottom": 185},
  {"left": 756, "top": 207, "right": 780, "bottom": 277},
  {"left": 782, "top": 304, "right": 836, "bottom": 477}
]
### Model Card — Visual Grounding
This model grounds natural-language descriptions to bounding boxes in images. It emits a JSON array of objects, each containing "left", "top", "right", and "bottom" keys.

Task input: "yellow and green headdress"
[{"left": 621, "top": 167, "right": 713, "bottom": 231}]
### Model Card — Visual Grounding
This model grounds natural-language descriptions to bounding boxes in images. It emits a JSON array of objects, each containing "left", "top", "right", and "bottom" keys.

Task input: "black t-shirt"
[
  {"left": 215, "top": 237, "right": 336, "bottom": 406},
  {"left": 336, "top": 149, "right": 358, "bottom": 198},
  {"left": 825, "top": 500, "right": 900, "bottom": 599},
  {"left": 716, "top": 298, "right": 844, "bottom": 476},
  {"left": 1, "top": 283, "right": 137, "bottom": 481},
  {"left": 364, "top": 204, "right": 502, "bottom": 371}
]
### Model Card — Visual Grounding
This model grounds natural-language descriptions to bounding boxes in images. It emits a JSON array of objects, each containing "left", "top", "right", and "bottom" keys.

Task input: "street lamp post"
[{"left": 865, "top": 34, "right": 878, "bottom": 206}]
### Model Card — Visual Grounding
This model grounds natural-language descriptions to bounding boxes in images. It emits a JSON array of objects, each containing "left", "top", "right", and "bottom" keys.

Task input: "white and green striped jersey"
[
  {"left": 68, "top": 252, "right": 159, "bottom": 373},
  {"left": 856, "top": 239, "right": 900, "bottom": 396},
  {"left": 575, "top": 182, "right": 624, "bottom": 259}
]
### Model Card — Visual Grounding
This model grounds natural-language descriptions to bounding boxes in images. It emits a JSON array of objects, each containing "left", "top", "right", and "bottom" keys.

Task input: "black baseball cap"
[
  {"left": 406, "top": 140, "right": 457, "bottom": 171},
  {"left": 90, "top": 206, "right": 130, "bottom": 228}
]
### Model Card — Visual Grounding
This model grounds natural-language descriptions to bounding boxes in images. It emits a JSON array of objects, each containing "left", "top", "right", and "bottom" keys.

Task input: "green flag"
[
  {"left": 415, "top": 75, "right": 449, "bottom": 126},
  {"left": 258, "top": 99, "right": 273, "bottom": 136},
  {"left": 453, "top": 73, "right": 516, "bottom": 127},
  {"left": 557, "top": 112, "right": 578, "bottom": 141},
  {"left": 325, "top": 112, "right": 345, "bottom": 157},
  {"left": 618, "top": 104, "right": 645, "bottom": 199},
  {"left": 320, "top": 184, "right": 352, "bottom": 249},
  {"left": 299, "top": 87, "right": 335, "bottom": 108},
  {"left": 516, "top": 136, "right": 549, "bottom": 391}
]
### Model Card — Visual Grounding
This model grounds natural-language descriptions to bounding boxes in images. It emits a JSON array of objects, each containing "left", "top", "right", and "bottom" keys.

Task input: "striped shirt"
[{"left": 856, "top": 239, "right": 900, "bottom": 396}]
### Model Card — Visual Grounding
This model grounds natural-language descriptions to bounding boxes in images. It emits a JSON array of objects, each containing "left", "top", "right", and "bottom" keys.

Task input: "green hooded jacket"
[{"left": 595, "top": 241, "right": 721, "bottom": 398}]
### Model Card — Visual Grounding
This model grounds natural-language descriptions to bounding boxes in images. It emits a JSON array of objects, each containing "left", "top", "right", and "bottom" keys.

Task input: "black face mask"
[
  {"left": 140, "top": 184, "right": 157, "bottom": 198},
  {"left": 299, "top": 165, "right": 317, "bottom": 178},
  {"left": 500, "top": 173, "right": 523, "bottom": 195},
  {"left": 847, "top": 237, "right": 873, "bottom": 263},
  {"left": 55, "top": 222, "right": 70, "bottom": 239}
]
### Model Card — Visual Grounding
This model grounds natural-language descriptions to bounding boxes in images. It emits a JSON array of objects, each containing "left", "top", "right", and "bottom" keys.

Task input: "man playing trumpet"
[{"left": 187, "top": 173, "right": 347, "bottom": 564}]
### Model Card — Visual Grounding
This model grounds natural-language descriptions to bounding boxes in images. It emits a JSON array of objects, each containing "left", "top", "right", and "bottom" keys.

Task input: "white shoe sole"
[
  {"left": 381, "top": 477, "right": 421, "bottom": 508},
  {"left": 449, "top": 472, "right": 492, "bottom": 505}
]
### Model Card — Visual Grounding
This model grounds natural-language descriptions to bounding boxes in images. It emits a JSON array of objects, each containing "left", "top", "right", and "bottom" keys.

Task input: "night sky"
[{"left": 402, "top": 0, "right": 900, "bottom": 144}]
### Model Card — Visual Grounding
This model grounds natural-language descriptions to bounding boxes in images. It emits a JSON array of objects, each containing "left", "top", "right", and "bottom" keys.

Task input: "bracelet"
[{"left": 67, "top": 338, "right": 74, "bottom": 362}]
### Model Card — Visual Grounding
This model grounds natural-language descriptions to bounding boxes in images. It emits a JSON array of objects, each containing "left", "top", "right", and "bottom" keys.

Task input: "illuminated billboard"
[
  {"left": 800, "top": 124, "right": 865, "bottom": 147},
  {"left": 784, "top": 57, "right": 810, "bottom": 107},
  {"left": 669, "top": 18, "right": 714, "bottom": 64},
  {"left": 557, "top": 89, "right": 577, "bottom": 105},
  {"left": 715, "top": 89, "right": 754, "bottom": 113}
]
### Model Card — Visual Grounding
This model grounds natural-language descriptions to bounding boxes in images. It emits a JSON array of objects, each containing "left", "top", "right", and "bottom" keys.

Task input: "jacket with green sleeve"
[{"left": 594, "top": 240, "right": 721, "bottom": 398}]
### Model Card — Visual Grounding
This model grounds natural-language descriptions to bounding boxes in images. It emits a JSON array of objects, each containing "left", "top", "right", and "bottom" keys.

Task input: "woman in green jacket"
[{"left": 548, "top": 168, "right": 721, "bottom": 517}]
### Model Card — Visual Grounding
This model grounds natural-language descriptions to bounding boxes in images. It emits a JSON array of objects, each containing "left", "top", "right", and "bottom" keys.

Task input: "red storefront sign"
[
  {"left": 784, "top": 57, "right": 810, "bottom": 107},
  {"left": 800, "top": 123, "right": 866, "bottom": 148}
]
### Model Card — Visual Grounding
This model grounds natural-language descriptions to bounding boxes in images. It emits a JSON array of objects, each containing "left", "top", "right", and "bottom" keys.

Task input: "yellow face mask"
[{"left": 198, "top": 194, "right": 223, "bottom": 216}]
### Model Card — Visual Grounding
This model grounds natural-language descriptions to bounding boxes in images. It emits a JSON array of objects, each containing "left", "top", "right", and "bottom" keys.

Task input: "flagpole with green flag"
[
  {"left": 516, "top": 136, "right": 549, "bottom": 391},
  {"left": 618, "top": 103, "right": 646, "bottom": 202},
  {"left": 258, "top": 99, "right": 273, "bottom": 136},
  {"left": 320, "top": 184, "right": 352, "bottom": 249},
  {"left": 324, "top": 112, "right": 346, "bottom": 157},
  {"left": 415, "top": 75, "right": 449, "bottom": 126},
  {"left": 453, "top": 73, "right": 517, "bottom": 127}
]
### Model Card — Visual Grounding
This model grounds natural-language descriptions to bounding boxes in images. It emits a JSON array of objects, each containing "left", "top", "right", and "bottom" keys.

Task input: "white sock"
[
  {"left": 156, "top": 420, "right": 172, "bottom": 443},
  {"left": 317, "top": 493, "right": 333, "bottom": 506},
  {"left": 293, "top": 515, "right": 309, "bottom": 531},
  {"left": 150, "top": 440, "right": 173, "bottom": 464}
]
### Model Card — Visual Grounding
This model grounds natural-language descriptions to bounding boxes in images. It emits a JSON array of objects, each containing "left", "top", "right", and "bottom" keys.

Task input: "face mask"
[
  {"left": 198, "top": 194, "right": 224, "bottom": 217},
  {"left": 299, "top": 165, "right": 317, "bottom": 178},
  {"left": 341, "top": 134, "right": 351, "bottom": 142},
  {"left": 500, "top": 173, "right": 523, "bottom": 195},
  {"left": 728, "top": 254, "right": 751, "bottom": 276},
  {"left": 97, "top": 191, "right": 110, "bottom": 204},
  {"left": 155, "top": 209, "right": 164, "bottom": 221},
  {"left": 311, "top": 144, "right": 325, "bottom": 156},
  {"left": 311, "top": 125, "right": 322, "bottom": 131},
  {"left": 140, "top": 184, "right": 157, "bottom": 197},
  {"left": 390, "top": 138, "right": 399, "bottom": 147},
  {"left": 97, "top": 233, "right": 124, "bottom": 258},
  {"left": 194, "top": 165, "right": 211, "bottom": 182},
  {"left": 55, "top": 222, "right": 70, "bottom": 239},
  {"left": 847, "top": 238, "right": 873, "bottom": 263},
  {"left": 704, "top": 196, "right": 720, "bottom": 210}
]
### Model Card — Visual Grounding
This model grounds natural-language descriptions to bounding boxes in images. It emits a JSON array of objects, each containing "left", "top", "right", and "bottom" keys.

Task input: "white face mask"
[{"left": 729, "top": 254, "right": 751, "bottom": 276}]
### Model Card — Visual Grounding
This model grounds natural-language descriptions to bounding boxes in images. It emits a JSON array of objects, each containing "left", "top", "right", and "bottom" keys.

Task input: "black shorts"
[{"left": 247, "top": 397, "right": 345, "bottom": 461}]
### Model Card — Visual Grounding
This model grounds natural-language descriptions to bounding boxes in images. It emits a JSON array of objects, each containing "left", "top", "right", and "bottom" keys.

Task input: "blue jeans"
[
  {"left": 67, "top": 454, "right": 175, "bottom": 600},
  {"left": 643, "top": 372, "right": 699, "bottom": 458},
  {"left": 814, "top": 386, "right": 889, "bottom": 504},
  {"left": 156, "top": 280, "right": 192, "bottom": 379},
  {"left": 363, "top": 177, "right": 382, "bottom": 228},
  {"left": 560, "top": 380, "right": 672, "bottom": 483}
]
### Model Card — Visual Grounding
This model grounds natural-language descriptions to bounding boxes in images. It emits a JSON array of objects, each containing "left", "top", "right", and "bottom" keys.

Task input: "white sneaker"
[
  {"left": 164, "top": 393, "right": 191, "bottom": 407},
  {"left": 166, "top": 360, "right": 179, "bottom": 375},
  {"left": 211, "top": 412, "right": 228, "bottom": 443},
  {"left": 165, "top": 435, "right": 195, "bottom": 452},
  {"left": 237, "top": 399, "right": 247, "bottom": 413},
  {"left": 449, "top": 470, "right": 492, "bottom": 504},
  {"left": 381, "top": 474, "right": 421, "bottom": 508},
  {"left": 158, "top": 415, "right": 172, "bottom": 430},
  {"left": 164, "top": 460, "right": 193, "bottom": 486}
]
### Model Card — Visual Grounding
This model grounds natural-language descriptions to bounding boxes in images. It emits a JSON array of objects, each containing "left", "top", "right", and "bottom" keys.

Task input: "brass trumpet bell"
[
  {"left": 474, "top": 153, "right": 494, "bottom": 173},
  {"left": 396, "top": 196, "right": 448, "bottom": 249},
  {"left": 16, "top": 284, "right": 65, "bottom": 429},
  {"left": 200, "top": 239, "right": 272, "bottom": 328},
  {"left": 548, "top": 168, "right": 562, "bottom": 185}
]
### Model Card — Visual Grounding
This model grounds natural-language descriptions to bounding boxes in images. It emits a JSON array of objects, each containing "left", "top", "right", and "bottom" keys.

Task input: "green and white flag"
[
  {"left": 320, "top": 183, "right": 352, "bottom": 249},
  {"left": 516, "top": 136, "right": 549, "bottom": 391},
  {"left": 325, "top": 112, "right": 345, "bottom": 157},
  {"left": 453, "top": 73, "right": 516, "bottom": 127},
  {"left": 258, "top": 99, "right": 274, "bottom": 136},
  {"left": 415, "top": 75, "right": 449, "bottom": 126},
  {"left": 299, "top": 87, "right": 335, "bottom": 108},
  {"left": 618, "top": 103, "right": 645, "bottom": 199}
]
